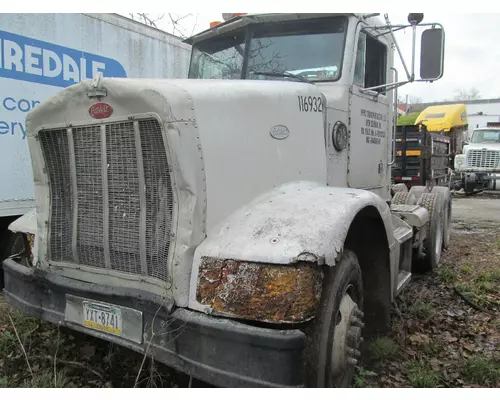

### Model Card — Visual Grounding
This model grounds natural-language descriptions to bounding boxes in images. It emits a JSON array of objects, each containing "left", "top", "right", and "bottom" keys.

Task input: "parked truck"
[
  {"left": 0, "top": 13, "right": 191, "bottom": 285},
  {"left": 392, "top": 104, "right": 468, "bottom": 189},
  {"left": 453, "top": 126, "right": 500, "bottom": 194},
  {"left": 2, "top": 13, "right": 448, "bottom": 388}
]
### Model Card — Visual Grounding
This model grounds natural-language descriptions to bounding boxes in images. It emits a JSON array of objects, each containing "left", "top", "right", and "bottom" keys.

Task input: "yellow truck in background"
[
  {"left": 393, "top": 104, "right": 468, "bottom": 188},
  {"left": 415, "top": 104, "right": 468, "bottom": 156}
]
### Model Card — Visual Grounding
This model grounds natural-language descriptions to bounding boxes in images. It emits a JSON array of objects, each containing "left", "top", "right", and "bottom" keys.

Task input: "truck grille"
[
  {"left": 39, "top": 118, "right": 173, "bottom": 282},
  {"left": 466, "top": 149, "right": 500, "bottom": 168}
]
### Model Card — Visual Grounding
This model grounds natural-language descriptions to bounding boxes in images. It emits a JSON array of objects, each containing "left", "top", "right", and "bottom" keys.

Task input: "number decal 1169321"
[{"left": 298, "top": 96, "right": 323, "bottom": 113}]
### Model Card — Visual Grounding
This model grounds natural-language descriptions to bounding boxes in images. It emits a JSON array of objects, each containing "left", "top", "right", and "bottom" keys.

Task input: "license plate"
[{"left": 82, "top": 301, "right": 122, "bottom": 336}]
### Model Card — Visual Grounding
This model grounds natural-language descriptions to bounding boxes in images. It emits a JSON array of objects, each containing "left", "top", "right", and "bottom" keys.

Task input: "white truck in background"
[
  {"left": 454, "top": 126, "right": 500, "bottom": 194},
  {"left": 0, "top": 13, "right": 191, "bottom": 280}
]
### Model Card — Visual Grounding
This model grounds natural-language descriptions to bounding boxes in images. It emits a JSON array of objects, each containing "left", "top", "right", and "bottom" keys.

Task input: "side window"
[
  {"left": 354, "top": 33, "right": 366, "bottom": 87},
  {"left": 354, "top": 32, "right": 387, "bottom": 92}
]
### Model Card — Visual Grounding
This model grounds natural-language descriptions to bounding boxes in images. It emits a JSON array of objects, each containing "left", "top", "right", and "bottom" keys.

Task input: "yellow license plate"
[{"left": 82, "top": 301, "right": 122, "bottom": 336}]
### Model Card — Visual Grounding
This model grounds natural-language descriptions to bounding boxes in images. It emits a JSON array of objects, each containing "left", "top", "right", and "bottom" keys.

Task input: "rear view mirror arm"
[{"left": 383, "top": 14, "right": 411, "bottom": 81}]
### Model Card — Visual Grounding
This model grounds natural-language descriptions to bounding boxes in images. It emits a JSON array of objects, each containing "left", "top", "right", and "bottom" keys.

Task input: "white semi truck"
[
  {"left": 0, "top": 13, "right": 191, "bottom": 281},
  {"left": 453, "top": 126, "right": 500, "bottom": 194},
  {"left": 3, "top": 13, "right": 449, "bottom": 387}
]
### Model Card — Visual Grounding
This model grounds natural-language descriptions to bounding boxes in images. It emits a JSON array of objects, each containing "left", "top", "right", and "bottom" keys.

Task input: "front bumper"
[
  {"left": 456, "top": 167, "right": 500, "bottom": 173},
  {"left": 2, "top": 259, "right": 305, "bottom": 387}
]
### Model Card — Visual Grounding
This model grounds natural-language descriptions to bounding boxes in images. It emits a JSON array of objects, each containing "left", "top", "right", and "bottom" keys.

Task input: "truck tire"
[
  {"left": 431, "top": 186, "right": 452, "bottom": 249},
  {"left": 414, "top": 193, "right": 444, "bottom": 273},
  {"left": 391, "top": 183, "right": 408, "bottom": 194},
  {"left": 408, "top": 185, "right": 428, "bottom": 202},
  {"left": 304, "top": 249, "right": 364, "bottom": 388},
  {"left": 392, "top": 192, "right": 417, "bottom": 205}
]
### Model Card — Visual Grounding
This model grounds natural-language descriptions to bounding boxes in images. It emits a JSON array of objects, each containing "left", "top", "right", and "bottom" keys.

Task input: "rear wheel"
[
  {"left": 305, "top": 249, "right": 364, "bottom": 388},
  {"left": 431, "top": 187, "right": 452, "bottom": 249},
  {"left": 392, "top": 191, "right": 417, "bottom": 205},
  {"left": 391, "top": 183, "right": 408, "bottom": 194},
  {"left": 408, "top": 185, "right": 428, "bottom": 202},
  {"left": 414, "top": 193, "right": 444, "bottom": 273}
]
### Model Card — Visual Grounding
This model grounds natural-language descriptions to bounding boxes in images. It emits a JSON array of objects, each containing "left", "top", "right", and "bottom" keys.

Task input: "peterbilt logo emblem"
[
  {"left": 269, "top": 125, "right": 290, "bottom": 140},
  {"left": 89, "top": 103, "right": 113, "bottom": 119}
]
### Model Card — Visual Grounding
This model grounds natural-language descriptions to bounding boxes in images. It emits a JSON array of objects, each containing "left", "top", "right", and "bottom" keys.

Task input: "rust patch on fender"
[{"left": 197, "top": 257, "right": 323, "bottom": 323}]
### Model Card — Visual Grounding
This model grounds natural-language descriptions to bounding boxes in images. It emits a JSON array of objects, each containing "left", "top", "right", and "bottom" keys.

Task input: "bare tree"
[
  {"left": 453, "top": 87, "right": 481, "bottom": 101},
  {"left": 129, "top": 13, "right": 164, "bottom": 28},
  {"left": 129, "top": 13, "right": 198, "bottom": 38},
  {"left": 408, "top": 95, "right": 422, "bottom": 105}
]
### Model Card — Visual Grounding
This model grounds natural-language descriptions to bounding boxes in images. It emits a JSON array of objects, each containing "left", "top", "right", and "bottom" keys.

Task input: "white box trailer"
[{"left": 0, "top": 13, "right": 191, "bottom": 261}]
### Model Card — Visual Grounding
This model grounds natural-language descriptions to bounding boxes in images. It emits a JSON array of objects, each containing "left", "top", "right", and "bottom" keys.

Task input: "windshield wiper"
[{"left": 252, "top": 71, "right": 314, "bottom": 84}]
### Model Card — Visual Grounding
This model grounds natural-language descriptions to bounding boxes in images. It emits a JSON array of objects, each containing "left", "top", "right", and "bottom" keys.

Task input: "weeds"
[
  {"left": 20, "top": 371, "right": 69, "bottom": 388},
  {"left": 407, "top": 360, "right": 440, "bottom": 388},
  {"left": 365, "top": 337, "right": 400, "bottom": 364},
  {"left": 462, "top": 356, "right": 500, "bottom": 385},
  {"left": 459, "top": 265, "right": 472, "bottom": 274},
  {"left": 0, "top": 376, "right": 8, "bottom": 388},
  {"left": 353, "top": 367, "right": 377, "bottom": 388},
  {"left": 409, "top": 300, "right": 436, "bottom": 320},
  {"left": 0, "top": 330, "right": 16, "bottom": 355},
  {"left": 437, "top": 266, "right": 457, "bottom": 284}
]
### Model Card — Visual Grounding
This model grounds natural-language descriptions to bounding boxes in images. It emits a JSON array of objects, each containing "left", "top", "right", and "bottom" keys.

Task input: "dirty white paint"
[
  {"left": 0, "top": 13, "right": 191, "bottom": 217},
  {"left": 21, "top": 13, "right": 413, "bottom": 311}
]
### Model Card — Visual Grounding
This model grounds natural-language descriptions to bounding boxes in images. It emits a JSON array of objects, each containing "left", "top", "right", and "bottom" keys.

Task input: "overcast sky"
[{"left": 145, "top": 12, "right": 500, "bottom": 103}]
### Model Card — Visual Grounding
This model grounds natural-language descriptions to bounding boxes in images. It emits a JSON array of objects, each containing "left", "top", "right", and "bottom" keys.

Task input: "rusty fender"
[{"left": 188, "top": 181, "right": 396, "bottom": 318}]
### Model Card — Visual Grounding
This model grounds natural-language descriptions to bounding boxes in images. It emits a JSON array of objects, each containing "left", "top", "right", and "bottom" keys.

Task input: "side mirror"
[{"left": 420, "top": 28, "right": 445, "bottom": 80}]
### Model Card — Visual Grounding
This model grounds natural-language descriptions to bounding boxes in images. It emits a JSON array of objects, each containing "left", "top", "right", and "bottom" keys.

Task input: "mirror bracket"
[{"left": 360, "top": 19, "right": 445, "bottom": 93}]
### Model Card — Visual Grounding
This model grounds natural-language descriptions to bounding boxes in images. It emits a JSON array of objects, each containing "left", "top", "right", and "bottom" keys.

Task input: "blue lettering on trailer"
[{"left": 0, "top": 29, "right": 127, "bottom": 87}]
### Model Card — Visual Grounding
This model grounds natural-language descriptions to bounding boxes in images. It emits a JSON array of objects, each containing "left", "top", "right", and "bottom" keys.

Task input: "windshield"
[
  {"left": 189, "top": 31, "right": 246, "bottom": 79},
  {"left": 470, "top": 130, "right": 500, "bottom": 144},
  {"left": 188, "top": 16, "right": 348, "bottom": 82}
]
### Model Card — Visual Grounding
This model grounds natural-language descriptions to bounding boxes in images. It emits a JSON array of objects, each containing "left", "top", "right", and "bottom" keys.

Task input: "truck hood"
[
  {"left": 24, "top": 77, "right": 343, "bottom": 307},
  {"left": 464, "top": 143, "right": 500, "bottom": 153}
]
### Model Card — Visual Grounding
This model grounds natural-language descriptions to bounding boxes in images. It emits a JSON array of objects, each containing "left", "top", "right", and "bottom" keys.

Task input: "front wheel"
[{"left": 304, "top": 249, "right": 364, "bottom": 387}]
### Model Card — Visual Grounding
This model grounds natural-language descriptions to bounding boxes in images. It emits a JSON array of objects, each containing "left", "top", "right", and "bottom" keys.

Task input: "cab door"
[{"left": 347, "top": 27, "right": 392, "bottom": 190}]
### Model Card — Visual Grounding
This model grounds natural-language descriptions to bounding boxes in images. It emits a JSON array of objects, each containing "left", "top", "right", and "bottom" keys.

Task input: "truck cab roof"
[{"left": 184, "top": 13, "right": 381, "bottom": 46}]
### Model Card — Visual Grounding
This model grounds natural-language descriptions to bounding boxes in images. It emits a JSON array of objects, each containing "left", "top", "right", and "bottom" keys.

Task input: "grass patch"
[
  {"left": 438, "top": 260, "right": 500, "bottom": 309},
  {"left": 0, "top": 330, "right": 16, "bottom": 355},
  {"left": 409, "top": 300, "right": 436, "bottom": 320},
  {"left": 459, "top": 265, "right": 472, "bottom": 274},
  {"left": 462, "top": 356, "right": 500, "bottom": 385},
  {"left": 353, "top": 367, "right": 377, "bottom": 388},
  {"left": 455, "top": 267, "right": 500, "bottom": 308},
  {"left": 437, "top": 266, "right": 457, "bottom": 284},
  {"left": 365, "top": 337, "right": 400, "bottom": 364},
  {"left": 0, "top": 376, "right": 8, "bottom": 388},
  {"left": 407, "top": 360, "right": 440, "bottom": 388},
  {"left": 19, "top": 371, "right": 69, "bottom": 388},
  {"left": 0, "top": 310, "right": 40, "bottom": 357}
]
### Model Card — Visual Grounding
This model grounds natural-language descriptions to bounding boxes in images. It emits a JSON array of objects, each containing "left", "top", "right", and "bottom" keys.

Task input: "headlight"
[
  {"left": 197, "top": 257, "right": 323, "bottom": 323},
  {"left": 332, "top": 121, "right": 348, "bottom": 151},
  {"left": 454, "top": 154, "right": 466, "bottom": 170}
]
